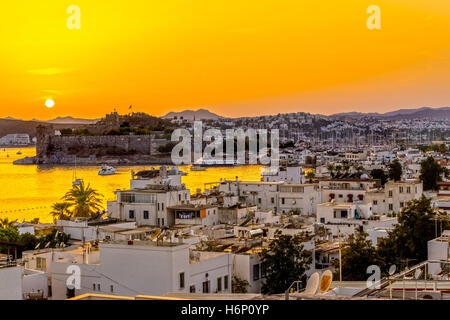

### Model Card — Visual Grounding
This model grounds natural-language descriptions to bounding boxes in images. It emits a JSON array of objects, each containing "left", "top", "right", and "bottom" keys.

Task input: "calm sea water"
[{"left": 0, "top": 147, "right": 262, "bottom": 223}]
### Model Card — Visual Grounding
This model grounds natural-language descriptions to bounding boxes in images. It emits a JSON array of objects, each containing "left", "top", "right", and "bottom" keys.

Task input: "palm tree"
[
  {"left": 62, "top": 181, "right": 104, "bottom": 218},
  {"left": 0, "top": 218, "right": 16, "bottom": 229},
  {"left": 50, "top": 202, "right": 72, "bottom": 221}
]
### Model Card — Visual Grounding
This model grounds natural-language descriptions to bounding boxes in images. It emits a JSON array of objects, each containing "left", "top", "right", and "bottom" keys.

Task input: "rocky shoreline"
[{"left": 13, "top": 154, "right": 174, "bottom": 166}]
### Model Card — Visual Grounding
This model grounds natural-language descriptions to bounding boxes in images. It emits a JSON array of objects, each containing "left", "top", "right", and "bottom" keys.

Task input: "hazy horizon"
[{"left": 2, "top": 1, "right": 450, "bottom": 119}]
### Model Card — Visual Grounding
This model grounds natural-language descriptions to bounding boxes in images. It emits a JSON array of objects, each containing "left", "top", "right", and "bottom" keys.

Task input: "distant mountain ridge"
[
  {"left": 162, "top": 108, "right": 223, "bottom": 120},
  {"left": 329, "top": 106, "right": 450, "bottom": 120}
]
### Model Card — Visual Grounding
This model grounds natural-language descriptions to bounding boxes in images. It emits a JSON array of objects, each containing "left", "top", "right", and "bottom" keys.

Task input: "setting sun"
[{"left": 45, "top": 99, "right": 55, "bottom": 108}]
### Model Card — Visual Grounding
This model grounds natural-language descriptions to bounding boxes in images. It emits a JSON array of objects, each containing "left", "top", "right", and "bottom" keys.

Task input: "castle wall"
[{"left": 49, "top": 135, "right": 155, "bottom": 154}]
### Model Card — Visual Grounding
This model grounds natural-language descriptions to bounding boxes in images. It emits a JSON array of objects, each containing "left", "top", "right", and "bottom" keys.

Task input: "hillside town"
[{"left": 1, "top": 130, "right": 450, "bottom": 300}]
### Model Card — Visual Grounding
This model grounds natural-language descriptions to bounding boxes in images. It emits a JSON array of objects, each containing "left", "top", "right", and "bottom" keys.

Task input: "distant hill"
[
  {"left": 0, "top": 118, "right": 85, "bottom": 138},
  {"left": 44, "top": 116, "right": 99, "bottom": 125},
  {"left": 329, "top": 106, "right": 450, "bottom": 120},
  {"left": 162, "top": 108, "right": 224, "bottom": 120}
]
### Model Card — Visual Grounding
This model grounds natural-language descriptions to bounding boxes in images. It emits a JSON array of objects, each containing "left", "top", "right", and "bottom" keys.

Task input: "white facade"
[
  {"left": 261, "top": 166, "right": 305, "bottom": 184},
  {"left": 51, "top": 241, "right": 232, "bottom": 299},
  {"left": 218, "top": 180, "right": 320, "bottom": 215},
  {"left": 0, "top": 133, "right": 30, "bottom": 145},
  {"left": 0, "top": 267, "right": 22, "bottom": 300},
  {"left": 366, "top": 180, "right": 423, "bottom": 214}
]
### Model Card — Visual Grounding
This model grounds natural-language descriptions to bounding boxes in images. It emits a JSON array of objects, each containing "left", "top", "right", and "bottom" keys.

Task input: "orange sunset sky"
[{"left": 1, "top": 1, "right": 450, "bottom": 120}]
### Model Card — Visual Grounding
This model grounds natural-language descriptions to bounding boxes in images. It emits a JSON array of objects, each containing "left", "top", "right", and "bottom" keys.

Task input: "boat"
[
  {"left": 190, "top": 166, "right": 206, "bottom": 171},
  {"left": 194, "top": 158, "right": 242, "bottom": 168},
  {"left": 98, "top": 165, "right": 117, "bottom": 176}
]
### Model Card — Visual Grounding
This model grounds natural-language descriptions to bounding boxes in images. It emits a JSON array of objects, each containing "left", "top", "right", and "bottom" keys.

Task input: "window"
[
  {"left": 217, "top": 277, "right": 222, "bottom": 292},
  {"left": 93, "top": 284, "right": 96, "bottom": 291},
  {"left": 157, "top": 203, "right": 160, "bottom": 211},
  {"left": 143, "top": 210, "right": 149, "bottom": 219},
  {"left": 179, "top": 194, "right": 181, "bottom": 201},
  {"left": 388, "top": 190, "right": 393, "bottom": 197},
  {"left": 271, "top": 197, "right": 274, "bottom": 204},
  {"left": 399, "top": 187, "right": 404, "bottom": 193},
  {"left": 320, "top": 217, "right": 325, "bottom": 223},
  {"left": 157, "top": 218, "right": 160, "bottom": 225},
  {"left": 161, "top": 218, "right": 165, "bottom": 225},
  {"left": 407, "top": 186, "right": 411, "bottom": 193},
  {"left": 190, "top": 285, "right": 196, "bottom": 293},
  {"left": 179, "top": 272, "right": 185, "bottom": 289},
  {"left": 110, "top": 285, "right": 114, "bottom": 293},
  {"left": 281, "top": 198, "right": 285, "bottom": 205},
  {"left": 36, "top": 257, "right": 46, "bottom": 270},
  {"left": 97, "top": 284, "right": 101, "bottom": 291},
  {"left": 129, "top": 210, "right": 135, "bottom": 219},
  {"left": 224, "top": 275, "right": 229, "bottom": 290},
  {"left": 162, "top": 203, "right": 164, "bottom": 211},
  {"left": 202, "top": 281, "right": 210, "bottom": 293},
  {"left": 253, "top": 264, "right": 260, "bottom": 281},
  {"left": 400, "top": 202, "right": 404, "bottom": 208},
  {"left": 373, "top": 200, "right": 378, "bottom": 205},
  {"left": 258, "top": 198, "right": 261, "bottom": 204},
  {"left": 389, "top": 204, "right": 393, "bottom": 211}
]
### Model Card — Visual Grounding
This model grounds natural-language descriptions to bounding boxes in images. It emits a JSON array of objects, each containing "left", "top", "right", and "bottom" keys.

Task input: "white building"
[
  {"left": 261, "top": 166, "right": 305, "bottom": 184},
  {"left": 108, "top": 167, "right": 190, "bottom": 227},
  {"left": 0, "top": 133, "right": 30, "bottom": 145},
  {"left": 365, "top": 180, "right": 423, "bottom": 214},
  {"left": 50, "top": 240, "right": 232, "bottom": 299},
  {"left": 428, "top": 230, "right": 450, "bottom": 275},
  {"left": 218, "top": 180, "right": 320, "bottom": 215}
]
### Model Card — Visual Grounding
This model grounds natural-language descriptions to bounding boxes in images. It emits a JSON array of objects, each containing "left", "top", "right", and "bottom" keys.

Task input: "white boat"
[
  {"left": 98, "top": 165, "right": 117, "bottom": 176},
  {"left": 190, "top": 166, "right": 206, "bottom": 171}
]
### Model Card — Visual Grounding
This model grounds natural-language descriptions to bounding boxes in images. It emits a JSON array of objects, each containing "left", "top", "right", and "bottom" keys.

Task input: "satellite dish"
[
  {"left": 304, "top": 272, "right": 320, "bottom": 295},
  {"left": 388, "top": 265, "right": 397, "bottom": 276},
  {"left": 319, "top": 270, "right": 333, "bottom": 293}
]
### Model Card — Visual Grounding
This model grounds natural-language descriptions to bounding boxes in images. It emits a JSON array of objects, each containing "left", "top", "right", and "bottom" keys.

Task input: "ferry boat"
[
  {"left": 98, "top": 165, "right": 117, "bottom": 176},
  {"left": 194, "top": 158, "right": 243, "bottom": 168}
]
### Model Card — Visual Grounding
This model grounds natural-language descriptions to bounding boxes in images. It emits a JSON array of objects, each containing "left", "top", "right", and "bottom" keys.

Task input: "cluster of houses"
[{"left": 2, "top": 143, "right": 450, "bottom": 300}]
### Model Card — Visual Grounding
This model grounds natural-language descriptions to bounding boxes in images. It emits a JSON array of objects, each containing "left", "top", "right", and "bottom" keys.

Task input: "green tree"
[
  {"left": 232, "top": 276, "right": 249, "bottom": 293},
  {"left": 61, "top": 181, "right": 104, "bottom": 218},
  {"left": 157, "top": 141, "right": 177, "bottom": 154},
  {"left": 305, "top": 171, "right": 315, "bottom": 181},
  {"left": 0, "top": 218, "right": 16, "bottom": 229},
  {"left": 370, "top": 168, "right": 388, "bottom": 185},
  {"left": 388, "top": 159, "right": 402, "bottom": 181},
  {"left": 333, "top": 230, "right": 382, "bottom": 281},
  {"left": 377, "top": 196, "right": 448, "bottom": 268},
  {"left": 419, "top": 156, "right": 449, "bottom": 191},
  {"left": 259, "top": 231, "right": 312, "bottom": 294},
  {"left": 327, "top": 164, "right": 335, "bottom": 178},
  {"left": 50, "top": 202, "right": 73, "bottom": 222}
]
